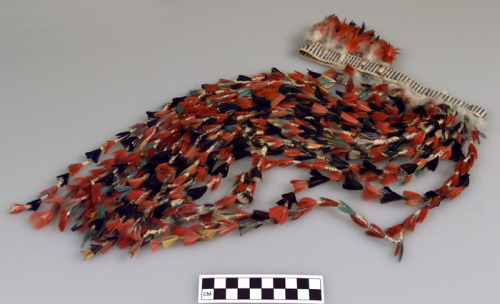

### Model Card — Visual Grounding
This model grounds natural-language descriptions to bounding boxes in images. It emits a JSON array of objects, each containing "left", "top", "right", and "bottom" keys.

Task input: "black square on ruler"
[
  {"left": 273, "top": 278, "right": 286, "bottom": 288},
  {"left": 238, "top": 288, "right": 250, "bottom": 299},
  {"left": 297, "top": 278, "right": 309, "bottom": 289},
  {"left": 250, "top": 278, "right": 262, "bottom": 288},
  {"left": 285, "top": 289, "right": 298, "bottom": 300},
  {"left": 262, "top": 288, "right": 274, "bottom": 299},
  {"left": 202, "top": 278, "right": 214, "bottom": 289},
  {"left": 310, "top": 289, "right": 322, "bottom": 300},
  {"left": 226, "top": 278, "right": 238, "bottom": 288},
  {"left": 214, "top": 289, "right": 226, "bottom": 300}
]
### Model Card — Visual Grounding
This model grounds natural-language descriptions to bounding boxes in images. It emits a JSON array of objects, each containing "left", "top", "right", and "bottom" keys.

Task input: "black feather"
[
  {"left": 400, "top": 163, "right": 419, "bottom": 175},
  {"left": 308, "top": 170, "right": 330, "bottom": 188},
  {"left": 330, "top": 154, "right": 349, "bottom": 169},
  {"left": 424, "top": 191, "right": 438, "bottom": 198},
  {"left": 249, "top": 167, "right": 262, "bottom": 182},
  {"left": 314, "top": 86, "right": 326, "bottom": 102},
  {"left": 271, "top": 67, "right": 284, "bottom": 75},
  {"left": 380, "top": 186, "right": 403, "bottom": 203},
  {"left": 146, "top": 111, "right": 157, "bottom": 119},
  {"left": 457, "top": 173, "right": 470, "bottom": 188},
  {"left": 252, "top": 94, "right": 271, "bottom": 109},
  {"left": 212, "top": 163, "right": 229, "bottom": 178},
  {"left": 115, "top": 131, "right": 130, "bottom": 138},
  {"left": 151, "top": 151, "right": 171, "bottom": 163},
  {"left": 342, "top": 172, "right": 363, "bottom": 190},
  {"left": 426, "top": 157, "right": 439, "bottom": 171},
  {"left": 307, "top": 69, "right": 322, "bottom": 78},
  {"left": 120, "top": 136, "right": 139, "bottom": 152},
  {"left": 152, "top": 202, "right": 172, "bottom": 219},
  {"left": 251, "top": 210, "right": 270, "bottom": 221},
  {"left": 362, "top": 160, "right": 383, "bottom": 175},
  {"left": 450, "top": 140, "right": 465, "bottom": 162},
  {"left": 205, "top": 155, "right": 218, "bottom": 174},
  {"left": 97, "top": 173, "right": 115, "bottom": 186},
  {"left": 142, "top": 175, "right": 163, "bottom": 194},
  {"left": 116, "top": 203, "right": 139, "bottom": 218},
  {"left": 281, "top": 192, "right": 297, "bottom": 207},
  {"left": 217, "top": 102, "right": 239, "bottom": 114},
  {"left": 233, "top": 150, "right": 251, "bottom": 160},
  {"left": 186, "top": 186, "right": 208, "bottom": 200},
  {"left": 56, "top": 173, "right": 70, "bottom": 187},
  {"left": 229, "top": 137, "right": 249, "bottom": 151},
  {"left": 146, "top": 118, "right": 158, "bottom": 127},
  {"left": 85, "top": 149, "right": 102, "bottom": 163},
  {"left": 91, "top": 219, "right": 104, "bottom": 231},
  {"left": 171, "top": 96, "right": 186, "bottom": 106},
  {"left": 237, "top": 75, "right": 252, "bottom": 82},
  {"left": 112, "top": 163, "right": 128, "bottom": 174},
  {"left": 27, "top": 199, "right": 42, "bottom": 211}
]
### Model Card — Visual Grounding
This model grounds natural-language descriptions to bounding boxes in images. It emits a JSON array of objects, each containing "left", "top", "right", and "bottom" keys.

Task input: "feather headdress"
[{"left": 10, "top": 14, "right": 486, "bottom": 261}]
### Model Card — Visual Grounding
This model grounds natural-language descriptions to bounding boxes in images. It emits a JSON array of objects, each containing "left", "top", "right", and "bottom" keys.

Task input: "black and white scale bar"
[{"left": 199, "top": 274, "right": 324, "bottom": 303}]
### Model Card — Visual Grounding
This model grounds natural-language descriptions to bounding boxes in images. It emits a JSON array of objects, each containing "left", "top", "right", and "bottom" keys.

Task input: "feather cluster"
[
  {"left": 306, "top": 14, "right": 400, "bottom": 65},
  {"left": 10, "top": 15, "right": 483, "bottom": 262}
]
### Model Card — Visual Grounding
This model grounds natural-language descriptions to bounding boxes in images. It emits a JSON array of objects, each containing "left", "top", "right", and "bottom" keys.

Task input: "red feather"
[
  {"left": 219, "top": 219, "right": 238, "bottom": 236},
  {"left": 312, "top": 102, "right": 328, "bottom": 115},
  {"left": 361, "top": 182, "right": 381, "bottom": 200},
  {"left": 404, "top": 215, "right": 417, "bottom": 232},
  {"left": 296, "top": 197, "right": 317, "bottom": 210},
  {"left": 365, "top": 224, "right": 385, "bottom": 238},
  {"left": 68, "top": 163, "right": 83, "bottom": 176},
  {"left": 150, "top": 240, "right": 163, "bottom": 253},
  {"left": 106, "top": 218, "right": 122, "bottom": 233},
  {"left": 214, "top": 195, "right": 237, "bottom": 209},
  {"left": 410, "top": 131, "right": 426, "bottom": 146},
  {"left": 128, "top": 177, "right": 146, "bottom": 188},
  {"left": 385, "top": 224, "right": 404, "bottom": 238},
  {"left": 271, "top": 94, "right": 285, "bottom": 109},
  {"left": 371, "top": 111, "right": 389, "bottom": 122},
  {"left": 380, "top": 173, "right": 398, "bottom": 185},
  {"left": 183, "top": 228, "right": 200, "bottom": 246},
  {"left": 236, "top": 97, "right": 254, "bottom": 109},
  {"left": 58, "top": 211, "right": 70, "bottom": 232},
  {"left": 350, "top": 214, "right": 369, "bottom": 228},
  {"left": 319, "top": 197, "right": 339, "bottom": 207},
  {"left": 10, "top": 204, "right": 28, "bottom": 214},
  {"left": 344, "top": 64, "right": 355, "bottom": 75},
  {"left": 269, "top": 205, "right": 289, "bottom": 225},
  {"left": 103, "top": 140, "right": 115, "bottom": 154},
  {"left": 340, "top": 111, "right": 360, "bottom": 126},
  {"left": 417, "top": 206, "right": 430, "bottom": 223},
  {"left": 29, "top": 210, "right": 53, "bottom": 230},
  {"left": 291, "top": 180, "right": 308, "bottom": 192},
  {"left": 447, "top": 187, "right": 463, "bottom": 200}
]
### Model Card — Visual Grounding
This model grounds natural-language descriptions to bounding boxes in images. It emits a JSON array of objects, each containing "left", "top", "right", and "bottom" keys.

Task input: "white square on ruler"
[
  {"left": 274, "top": 289, "right": 286, "bottom": 300},
  {"left": 250, "top": 288, "right": 262, "bottom": 300},
  {"left": 285, "top": 278, "right": 297, "bottom": 289},
  {"left": 298, "top": 289, "right": 310, "bottom": 300},
  {"left": 214, "top": 278, "right": 226, "bottom": 288},
  {"left": 309, "top": 278, "right": 321, "bottom": 289},
  {"left": 226, "top": 289, "right": 238, "bottom": 300},
  {"left": 238, "top": 277, "right": 250, "bottom": 288},
  {"left": 262, "top": 278, "right": 273, "bottom": 288}
]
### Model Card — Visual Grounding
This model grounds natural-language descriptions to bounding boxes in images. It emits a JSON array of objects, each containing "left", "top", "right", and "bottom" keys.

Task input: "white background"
[{"left": 1, "top": 1, "right": 499, "bottom": 303}]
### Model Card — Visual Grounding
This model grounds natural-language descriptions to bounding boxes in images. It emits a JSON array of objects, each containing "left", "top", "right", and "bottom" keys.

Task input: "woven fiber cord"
[{"left": 10, "top": 14, "right": 485, "bottom": 262}]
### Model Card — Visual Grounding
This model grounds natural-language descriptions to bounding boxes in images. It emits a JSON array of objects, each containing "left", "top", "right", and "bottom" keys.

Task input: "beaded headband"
[{"left": 10, "top": 14, "right": 486, "bottom": 261}]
